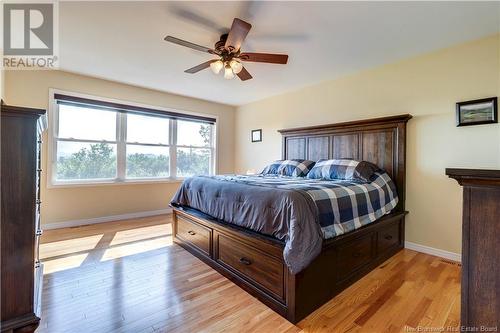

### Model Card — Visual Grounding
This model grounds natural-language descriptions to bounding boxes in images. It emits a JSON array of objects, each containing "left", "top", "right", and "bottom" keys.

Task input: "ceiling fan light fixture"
[
  {"left": 229, "top": 59, "right": 243, "bottom": 74},
  {"left": 224, "top": 64, "right": 235, "bottom": 80},
  {"left": 165, "top": 17, "right": 288, "bottom": 81},
  {"left": 210, "top": 60, "right": 224, "bottom": 74}
]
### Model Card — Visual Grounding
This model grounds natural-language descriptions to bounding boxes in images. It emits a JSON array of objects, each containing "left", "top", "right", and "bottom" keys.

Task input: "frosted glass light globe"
[
  {"left": 229, "top": 60, "right": 243, "bottom": 74},
  {"left": 210, "top": 60, "right": 223, "bottom": 74},
  {"left": 224, "top": 65, "right": 235, "bottom": 79}
]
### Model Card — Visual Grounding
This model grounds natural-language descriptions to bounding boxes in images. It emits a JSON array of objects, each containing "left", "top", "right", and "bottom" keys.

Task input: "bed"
[{"left": 170, "top": 114, "right": 412, "bottom": 323}]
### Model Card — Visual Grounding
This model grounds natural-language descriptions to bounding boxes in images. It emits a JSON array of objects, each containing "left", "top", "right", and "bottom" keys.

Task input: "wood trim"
[
  {"left": 278, "top": 114, "right": 412, "bottom": 134},
  {"left": 461, "top": 186, "right": 471, "bottom": 326},
  {"left": 446, "top": 168, "right": 500, "bottom": 186},
  {"left": 0, "top": 313, "right": 40, "bottom": 332},
  {"left": 1, "top": 104, "right": 46, "bottom": 117}
]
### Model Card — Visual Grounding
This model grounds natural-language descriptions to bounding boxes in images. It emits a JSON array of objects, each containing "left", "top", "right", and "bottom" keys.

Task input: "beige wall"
[
  {"left": 4, "top": 70, "right": 236, "bottom": 225},
  {"left": 235, "top": 35, "right": 500, "bottom": 255}
]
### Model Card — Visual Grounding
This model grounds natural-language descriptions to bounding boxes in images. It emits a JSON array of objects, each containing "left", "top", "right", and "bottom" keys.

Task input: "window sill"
[{"left": 47, "top": 178, "right": 185, "bottom": 189}]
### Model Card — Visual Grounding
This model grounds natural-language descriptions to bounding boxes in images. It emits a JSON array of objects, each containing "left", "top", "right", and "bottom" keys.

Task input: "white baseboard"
[
  {"left": 405, "top": 241, "right": 461, "bottom": 262},
  {"left": 43, "top": 208, "right": 172, "bottom": 230}
]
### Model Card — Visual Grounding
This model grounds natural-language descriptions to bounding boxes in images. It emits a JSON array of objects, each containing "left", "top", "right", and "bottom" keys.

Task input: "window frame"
[
  {"left": 123, "top": 113, "right": 170, "bottom": 180},
  {"left": 173, "top": 119, "right": 216, "bottom": 178},
  {"left": 47, "top": 89, "right": 218, "bottom": 188}
]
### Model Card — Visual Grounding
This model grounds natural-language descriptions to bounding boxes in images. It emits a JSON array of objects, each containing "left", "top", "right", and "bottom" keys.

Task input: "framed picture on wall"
[
  {"left": 456, "top": 97, "right": 498, "bottom": 127},
  {"left": 251, "top": 129, "right": 262, "bottom": 142}
]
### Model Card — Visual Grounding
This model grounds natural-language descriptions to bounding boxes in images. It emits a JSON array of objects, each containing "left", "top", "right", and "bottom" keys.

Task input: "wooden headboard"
[{"left": 278, "top": 114, "right": 412, "bottom": 212}]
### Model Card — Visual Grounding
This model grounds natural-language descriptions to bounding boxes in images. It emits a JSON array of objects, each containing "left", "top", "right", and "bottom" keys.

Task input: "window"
[
  {"left": 125, "top": 114, "right": 170, "bottom": 179},
  {"left": 50, "top": 93, "right": 216, "bottom": 185},
  {"left": 176, "top": 120, "right": 213, "bottom": 177},
  {"left": 55, "top": 104, "right": 117, "bottom": 181}
]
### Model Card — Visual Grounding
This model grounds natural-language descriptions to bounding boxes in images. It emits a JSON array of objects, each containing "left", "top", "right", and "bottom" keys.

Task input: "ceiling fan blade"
[
  {"left": 225, "top": 18, "right": 252, "bottom": 53},
  {"left": 237, "top": 67, "right": 253, "bottom": 81},
  {"left": 239, "top": 53, "right": 288, "bottom": 64},
  {"left": 169, "top": 5, "right": 227, "bottom": 34},
  {"left": 164, "top": 36, "right": 215, "bottom": 54},
  {"left": 184, "top": 60, "right": 215, "bottom": 74}
]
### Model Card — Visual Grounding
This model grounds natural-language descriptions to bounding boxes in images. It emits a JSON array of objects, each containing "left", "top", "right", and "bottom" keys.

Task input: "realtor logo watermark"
[{"left": 2, "top": 1, "right": 59, "bottom": 69}]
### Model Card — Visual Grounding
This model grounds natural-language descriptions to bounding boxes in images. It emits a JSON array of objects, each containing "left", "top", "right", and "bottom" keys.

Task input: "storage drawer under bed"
[
  {"left": 336, "top": 233, "right": 376, "bottom": 281},
  {"left": 175, "top": 214, "right": 212, "bottom": 257},
  {"left": 214, "top": 233, "right": 285, "bottom": 301},
  {"left": 377, "top": 222, "right": 400, "bottom": 254}
]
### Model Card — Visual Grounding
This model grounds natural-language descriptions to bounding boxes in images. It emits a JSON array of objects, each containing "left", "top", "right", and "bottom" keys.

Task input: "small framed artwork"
[
  {"left": 456, "top": 97, "right": 497, "bottom": 127},
  {"left": 251, "top": 129, "right": 262, "bottom": 142}
]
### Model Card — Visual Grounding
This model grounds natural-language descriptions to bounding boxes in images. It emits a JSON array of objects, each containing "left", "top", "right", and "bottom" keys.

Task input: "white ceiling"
[{"left": 59, "top": 1, "right": 500, "bottom": 106}]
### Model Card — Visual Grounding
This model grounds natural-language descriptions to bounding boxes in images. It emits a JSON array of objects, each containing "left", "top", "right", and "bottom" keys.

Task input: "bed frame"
[{"left": 171, "top": 114, "right": 412, "bottom": 323}]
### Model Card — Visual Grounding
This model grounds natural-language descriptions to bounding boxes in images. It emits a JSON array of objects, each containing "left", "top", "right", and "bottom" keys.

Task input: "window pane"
[
  {"left": 58, "top": 104, "right": 116, "bottom": 141},
  {"left": 176, "top": 148, "right": 211, "bottom": 177},
  {"left": 127, "top": 114, "right": 169, "bottom": 144},
  {"left": 56, "top": 141, "right": 116, "bottom": 180},
  {"left": 126, "top": 145, "right": 169, "bottom": 178},
  {"left": 177, "top": 120, "right": 212, "bottom": 147}
]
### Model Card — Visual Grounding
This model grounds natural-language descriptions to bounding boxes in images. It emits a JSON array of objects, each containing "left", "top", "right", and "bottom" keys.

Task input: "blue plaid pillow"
[
  {"left": 261, "top": 159, "right": 316, "bottom": 177},
  {"left": 307, "top": 159, "right": 379, "bottom": 182},
  {"left": 261, "top": 160, "right": 284, "bottom": 175}
]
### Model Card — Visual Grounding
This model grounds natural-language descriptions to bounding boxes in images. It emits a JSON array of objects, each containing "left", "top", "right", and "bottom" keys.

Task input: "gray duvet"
[
  {"left": 170, "top": 175, "right": 323, "bottom": 274},
  {"left": 170, "top": 173, "right": 398, "bottom": 274}
]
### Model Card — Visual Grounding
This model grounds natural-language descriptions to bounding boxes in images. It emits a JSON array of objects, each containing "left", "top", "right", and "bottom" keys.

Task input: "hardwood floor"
[{"left": 38, "top": 215, "right": 460, "bottom": 333}]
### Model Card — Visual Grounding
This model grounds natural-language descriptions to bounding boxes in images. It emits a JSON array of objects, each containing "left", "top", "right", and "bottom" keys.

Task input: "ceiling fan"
[{"left": 164, "top": 18, "right": 288, "bottom": 81}]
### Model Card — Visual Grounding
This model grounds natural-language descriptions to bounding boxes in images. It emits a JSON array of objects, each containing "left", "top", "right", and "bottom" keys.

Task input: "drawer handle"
[
  {"left": 239, "top": 257, "right": 252, "bottom": 265},
  {"left": 353, "top": 251, "right": 362, "bottom": 258},
  {"left": 187, "top": 230, "right": 196, "bottom": 236},
  {"left": 384, "top": 235, "right": 393, "bottom": 241}
]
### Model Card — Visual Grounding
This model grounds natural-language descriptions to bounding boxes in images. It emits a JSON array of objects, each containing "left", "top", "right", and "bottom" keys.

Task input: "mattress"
[{"left": 171, "top": 172, "right": 398, "bottom": 273}]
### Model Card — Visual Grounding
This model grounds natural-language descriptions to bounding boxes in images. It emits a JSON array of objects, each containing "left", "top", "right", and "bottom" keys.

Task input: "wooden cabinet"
[
  {"left": 446, "top": 168, "right": 500, "bottom": 330},
  {"left": 1, "top": 103, "right": 46, "bottom": 333}
]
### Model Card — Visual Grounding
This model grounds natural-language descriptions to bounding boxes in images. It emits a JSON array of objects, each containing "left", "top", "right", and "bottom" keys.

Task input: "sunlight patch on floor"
[
  {"left": 110, "top": 224, "right": 172, "bottom": 246},
  {"left": 101, "top": 235, "right": 173, "bottom": 261},
  {"left": 40, "top": 221, "right": 173, "bottom": 273},
  {"left": 43, "top": 253, "right": 89, "bottom": 274},
  {"left": 39, "top": 234, "right": 104, "bottom": 259}
]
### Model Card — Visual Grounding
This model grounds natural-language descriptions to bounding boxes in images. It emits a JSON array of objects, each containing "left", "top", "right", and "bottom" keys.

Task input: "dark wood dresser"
[
  {"left": 446, "top": 168, "right": 500, "bottom": 330},
  {"left": 1, "top": 103, "right": 46, "bottom": 333}
]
